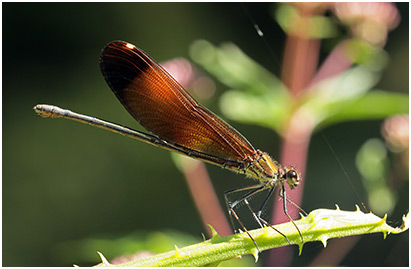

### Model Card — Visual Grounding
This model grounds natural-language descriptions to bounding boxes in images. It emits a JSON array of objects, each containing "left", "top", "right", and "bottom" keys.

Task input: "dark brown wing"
[{"left": 100, "top": 41, "right": 256, "bottom": 161}]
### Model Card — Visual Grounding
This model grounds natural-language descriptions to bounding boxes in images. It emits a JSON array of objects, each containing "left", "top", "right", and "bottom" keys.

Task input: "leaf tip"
[
  {"left": 261, "top": 225, "right": 270, "bottom": 236},
  {"left": 298, "top": 243, "right": 304, "bottom": 255},
  {"left": 391, "top": 212, "right": 409, "bottom": 234},
  {"left": 250, "top": 248, "right": 259, "bottom": 262},
  {"left": 401, "top": 212, "right": 410, "bottom": 230},
  {"left": 97, "top": 251, "right": 111, "bottom": 266},
  {"left": 208, "top": 224, "right": 221, "bottom": 240},
  {"left": 319, "top": 236, "right": 328, "bottom": 248},
  {"left": 335, "top": 204, "right": 340, "bottom": 210},
  {"left": 172, "top": 245, "right": 182, "bottom": 258}
]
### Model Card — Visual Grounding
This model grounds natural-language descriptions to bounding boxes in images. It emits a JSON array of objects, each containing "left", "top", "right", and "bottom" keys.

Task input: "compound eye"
[{"left": 285, "top": 167, "right": 300, "bottom": 189}]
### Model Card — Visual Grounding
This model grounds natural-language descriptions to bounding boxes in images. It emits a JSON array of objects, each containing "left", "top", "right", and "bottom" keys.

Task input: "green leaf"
[
  {"left": 318, "top": 91, "right": 409, "bottom": 129},
  {"left": 296, "top": 65, "right": 408, "bottom": 130},
  {"left": 293, "top": 66, "right": 377, "bottom": 129},
  {"left": 274, "top": 4, "right": 338, "bottom": 39},
  {"left": 356, "top": 138, "right": 396, "bottom": 216},
  {"left": 344, "top": 39, "right": 389, "bottom": 70},
  {"left": 190, "top": 40, "right": 291, "bottom": 133},
  {"left": 274, "top": 4, "right": 299, "bottom": 34},
  {"left": 309, "top": 16, "right": 339, "bottom": 39},
  {"left": 95, "top": 207, "right": 409, "bottom": 267},
  {"left": 190, "top": 40, "right": 287, "bottom": 96},
  {"left": 191, "top": 41, "right": 408, "bottom": 135},
  {"left": 219, "top": 90, "right": 291, "bottom": 132}
]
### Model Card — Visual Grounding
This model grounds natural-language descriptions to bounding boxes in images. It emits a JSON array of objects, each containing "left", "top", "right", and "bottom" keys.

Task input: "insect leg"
[
  {"left": 224, "top": 185, "right": 267, "bottom": 252},
  {"left": 280, "top": 183, "right": 304, "bottom": 244}
]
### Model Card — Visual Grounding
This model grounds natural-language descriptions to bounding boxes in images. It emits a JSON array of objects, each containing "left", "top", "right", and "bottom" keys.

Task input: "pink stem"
[
  {"left": 181, "top": 160, "right": 232, "bottom": 237},
  {"left": 267, "top": 14, "right": 320, "bottom": 266},
  {"left": 267, "top": 110, "right": 313, "bottom": 266},
  {"left": 267, "top": 23, "right": 354, "bottom": 268},
  {"left": 310, "top": 42, "right": 353, "bottom": 86}
]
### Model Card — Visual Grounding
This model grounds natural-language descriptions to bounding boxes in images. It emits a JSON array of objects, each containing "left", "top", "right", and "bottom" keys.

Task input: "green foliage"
[
  {"left": 356, "top": 139, "right": 395, "bottom": 216},
  {"left": 274, "top": 4, "right": 338, "bottom": 38},
  {"left": 190, "top": 40, "right": 291, "bottom": 133},
  {"left": 190, "top": 40, "right": 408, "bottom": 136}
]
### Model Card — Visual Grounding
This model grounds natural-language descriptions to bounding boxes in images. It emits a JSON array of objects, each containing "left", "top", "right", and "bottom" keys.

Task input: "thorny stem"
[{"left": 97, "top": 208, "right": 409, "bottom": 267}]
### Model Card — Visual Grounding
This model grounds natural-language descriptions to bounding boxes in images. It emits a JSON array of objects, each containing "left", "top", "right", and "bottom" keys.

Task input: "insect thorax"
[{"left": 243, "top": 150, "right": 282, "bottom": 185}]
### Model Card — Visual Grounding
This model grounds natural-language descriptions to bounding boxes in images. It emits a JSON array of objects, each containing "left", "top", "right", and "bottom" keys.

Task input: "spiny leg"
[
  {"left": 226, "top": 201, "right": 261, "bottom": 253},
  {"left": 244, "top": 199, "right": 263, "bottom": 228},
  {"left": 255, "top": 185, "right": 276, "bottom": 220},
  {"left": 225, "top": 184, "right": 266, "bottom": 209},
  {"left": 225, "top": 183, "right": 297, "bottom": 250},
  {"left": 224, "top": 185, "right": 268, "bottom": 252},
  {"left": 279, "top": 189, "right": 308, "bottom": 216},
  {"left": 248, "top": 186, "right": 292, "bottom": 245},
  {"left": 224, "top": 193, "right": 238, "bottom": 234},
  {"left": 224, "top": 185, "right": 264, "bottom": 233},
  {"left": 243, "top": 196, "right": 292, "bottom": 245}
]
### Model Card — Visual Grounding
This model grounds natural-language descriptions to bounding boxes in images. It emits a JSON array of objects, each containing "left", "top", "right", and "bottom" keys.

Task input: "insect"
[{"left": 34, "top": 41, "right": 302, "bottom": 252}]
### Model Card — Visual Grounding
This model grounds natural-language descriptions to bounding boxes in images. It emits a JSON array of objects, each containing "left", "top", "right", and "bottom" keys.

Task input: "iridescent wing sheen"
[{"left": 100, "top": 41, "right": 256, "bottom": 162}]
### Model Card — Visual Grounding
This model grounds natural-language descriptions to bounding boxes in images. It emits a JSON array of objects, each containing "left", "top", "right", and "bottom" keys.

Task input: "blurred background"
[{"left": 3, "top": 2, "right": 408, "bottom": 266}]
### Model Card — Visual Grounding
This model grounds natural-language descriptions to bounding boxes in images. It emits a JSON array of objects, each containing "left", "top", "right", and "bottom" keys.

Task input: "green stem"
[{"left": 95, "top": 207, "right": 409, "bottom": 267}]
